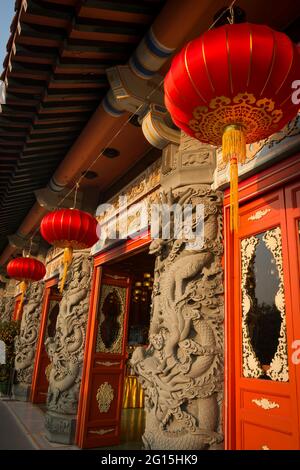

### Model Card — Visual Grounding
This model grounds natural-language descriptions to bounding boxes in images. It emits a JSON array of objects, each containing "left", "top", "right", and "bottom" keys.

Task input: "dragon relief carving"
[
  {"left": 0, "top": 296, "right": 15, "bottom": 322},
  {"left": 0, "top": 294, "right": 5, "bottom": 321},
  {"left": 131, "top": 186, "right": 224, "bottom": 450},
  {"left": 14, "top": 282, "right": 44, "bottom": 385},
  {"left": 45, "top": 253, "right": 92, "bottom": 415}
]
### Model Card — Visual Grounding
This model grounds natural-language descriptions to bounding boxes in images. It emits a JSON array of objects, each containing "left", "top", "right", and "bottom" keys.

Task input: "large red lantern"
[
  {"left": 7, "top": 257, "right": 46, "bottom": 316},
  {"left": 40, "top": 208, "right": 98, "bottom": 292},
  {"left": 164, "top": 23, "right": 300, "bottom": 230}
]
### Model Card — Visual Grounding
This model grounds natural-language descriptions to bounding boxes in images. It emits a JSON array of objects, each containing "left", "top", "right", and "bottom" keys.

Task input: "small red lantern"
[
  {"left": 7, "top": 257, "right": 46, "bottom": 316},
  {"left": 164, "top": 23, "right": 300, "bottom": 230},
  {"left": 40, "top": 208, "right": 98, "bottom": 292}
]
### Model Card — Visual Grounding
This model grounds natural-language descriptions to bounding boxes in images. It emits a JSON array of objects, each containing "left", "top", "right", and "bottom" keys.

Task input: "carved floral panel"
[
  {"left": 96, "top": 382, "right": 114, "bottom": 413},
  {"left": 241, "top": 227, "right": 289, "bottom": 381}
]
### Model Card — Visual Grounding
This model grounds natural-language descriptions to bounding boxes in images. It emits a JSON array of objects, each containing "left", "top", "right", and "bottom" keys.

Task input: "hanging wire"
[
  {"left": 25, "top": 0, "right": 239, "bottom": 250},
  {"left": 27, "top": 237, "right": 33, "bottom": 257},
  {"left": 208, "top": 0, "right": 238, "bottom": 30},
  {"left": 70, "top": 182, "right": 80, "bottom": 210},
  {"left": 56, "top": 77, "right": 165, "bottom": 209},
  {"left": 21, "top": 236, "right": 33, "bottom": 258},
  {"left": 227, "top": 4, "right": 235, "bottom": 24}
]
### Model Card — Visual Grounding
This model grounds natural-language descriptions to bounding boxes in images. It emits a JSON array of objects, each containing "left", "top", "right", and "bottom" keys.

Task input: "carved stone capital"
[{"left": 161, "top": 132, "right": 217, "bottom": 190}]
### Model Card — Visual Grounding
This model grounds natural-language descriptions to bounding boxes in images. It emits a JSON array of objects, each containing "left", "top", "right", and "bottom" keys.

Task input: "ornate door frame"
[
  {"left": 30, "top": 276, "right": 59, "bottom": 403},
  {"left": 76, "top": 230, "right": 151, "bottom": 448},
  {"left": 224, "top": 152, "right": 300, "bottom": 450},
  {"left": 285, "top": 180, "right": 300, "bottom": 441}
]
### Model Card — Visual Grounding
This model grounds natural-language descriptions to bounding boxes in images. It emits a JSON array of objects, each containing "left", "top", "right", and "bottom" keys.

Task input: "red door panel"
[
  {"left": 242, "top": 421, "right": 295, "bottom": 450},
  {"left": 227, "top": 188, "right": 300, "bottom": 450},
  {"left": 76, "top": 267, "right": 132, "bottom": 448}
]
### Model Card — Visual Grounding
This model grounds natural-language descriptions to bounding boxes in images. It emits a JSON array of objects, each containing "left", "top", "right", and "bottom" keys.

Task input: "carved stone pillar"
[
  {"left": 13, "top": 282, "right": 44, "bottom": 401},
  {"left": 0, "top": 295, "right": 15, "bottom": 322},
  {"left": 0, "top": 292, "right": 6, "bottom": 321},
  {"left": 44, "top": 252, "right": 93, "bottom": 445},
  {"left": 132, "top": 132, "right": 224, "bottom": 450}
]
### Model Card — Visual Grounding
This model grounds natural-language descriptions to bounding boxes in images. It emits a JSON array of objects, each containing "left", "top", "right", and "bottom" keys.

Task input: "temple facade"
[{"left": 0, "top": 0, "right": 299, "bottom": 451}]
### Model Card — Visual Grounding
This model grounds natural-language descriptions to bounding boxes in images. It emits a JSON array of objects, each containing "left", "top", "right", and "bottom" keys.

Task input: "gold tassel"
[
  {"left": 17, "top": 280, "right": 28, "bottom": 318},
  {"left": 222, "top": 124, "right": 246, "bottom": 232},
  {"left": 222, "top": 124, "right": 246, "bottom": 163},
  {"left": 229, "top": 157, "right": 239, "bottom": 232},
  {"left": 59, "top": 246, "right": 73, "bottom": 293}
]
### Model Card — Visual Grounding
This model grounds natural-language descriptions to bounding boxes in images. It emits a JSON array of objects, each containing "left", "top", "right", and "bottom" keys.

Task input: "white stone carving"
[
  {"left": 45, "top": 253, "right": 92, "bottom": 415},
  {"left": 0, "top": 296, "right": 14, "bottom": 322},
  {"left": 14, "top": 282, "right": 44, "bottom": 385},
  {"left": 132, "top": 185, "right": 224, "bottom": 450},
  {"left": 0, "top": 340, "right": 5, "bottom": 364}
]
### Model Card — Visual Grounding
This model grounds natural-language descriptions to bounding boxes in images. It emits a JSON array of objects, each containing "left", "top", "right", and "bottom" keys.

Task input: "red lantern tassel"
[
  {"left": 18, "top": 280, "right": 28, "bottom": 317},
  {"left": 222, "top": 125, "right": 245, "bottom": 232},
  {"left": 229, "top": 157, "right": 239, "bottom": 232},
  {"left": 59, "top": 247, "right": 73, "bottom": 293}
]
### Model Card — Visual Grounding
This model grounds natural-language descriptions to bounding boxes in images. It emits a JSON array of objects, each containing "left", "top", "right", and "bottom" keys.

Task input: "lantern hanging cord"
[
  {"left": 27, "top": 237, "right": 33, "bottom": 257},
  {"left": 71, "top": 182, "right": 80, "bottom": 210},
  {"left": 23, "top": 61, "right": 165, "bottom": 247},
  {"left": 25, "top": 1, "right": 238, "bottom": 247},
  {"left": 56, "top": 77, "right": 165, "bottom": 210},
  {"left": 52, "top": 0, "right": 238, "bottom": 210},
  {"left": 208, "top": 0, "right": 238, "bottom": 30}
]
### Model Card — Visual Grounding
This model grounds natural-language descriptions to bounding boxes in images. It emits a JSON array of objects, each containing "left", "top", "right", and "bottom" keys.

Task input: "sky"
[{"left": 0, "top": 0, "right": 15, "bottom": 73}]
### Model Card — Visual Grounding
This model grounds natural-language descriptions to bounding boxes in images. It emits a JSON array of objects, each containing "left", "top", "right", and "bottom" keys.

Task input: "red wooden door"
[
  {"left": 30, "top": 283, "right": 60, "bottom": 404},
  {"left": 285, "top": 181, "right": 300, "bottom": 441},
  {"left": 76, "top": 266, "right": 132, "bottom": 448},
  {"left": 228, "top": 189, "right": 300, "bottom": 450}
]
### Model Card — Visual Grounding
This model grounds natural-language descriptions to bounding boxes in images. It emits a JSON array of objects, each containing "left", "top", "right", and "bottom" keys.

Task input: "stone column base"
[
  {"left": 13, "top": 383, "right": 31, "bottom": 402},
  {"left": 45, "top": 411, "right": 77, "bottom": 445}
]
